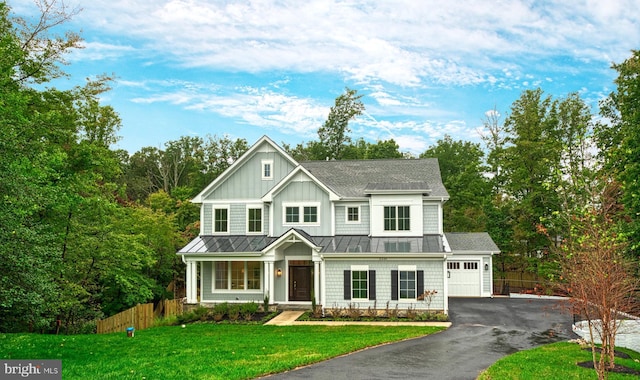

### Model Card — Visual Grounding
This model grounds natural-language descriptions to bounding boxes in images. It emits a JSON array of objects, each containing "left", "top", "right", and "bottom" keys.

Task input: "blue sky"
[{"left": 11, "top": 0, "right": 640, "bottom": 155}]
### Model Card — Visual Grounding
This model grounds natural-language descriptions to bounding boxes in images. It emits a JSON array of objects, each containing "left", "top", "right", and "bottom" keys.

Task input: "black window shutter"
[
  {"left": 344, "top": 270, "right": 351, "bottom": 300},
  {"left": 417, "top": 270, "right": 424, "bottom": 297},
  {"left": 391, "top": 270, "right": 398, "bottom": 300},
  {"left": 368, "top": 270, "right": 376, "bottom": 300}
]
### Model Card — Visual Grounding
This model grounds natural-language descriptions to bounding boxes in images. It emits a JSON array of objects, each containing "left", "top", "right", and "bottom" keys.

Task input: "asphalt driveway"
[{"left": 263, "top": 297, "right": 577, "bottom": 380}]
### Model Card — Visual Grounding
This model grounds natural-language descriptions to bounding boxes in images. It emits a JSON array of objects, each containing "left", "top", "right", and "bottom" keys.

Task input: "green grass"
[
  {"left": 478, "top": 342, "right": 640, "bottom": 380},
  {"left": 0, "top": 324, "right": 444, "bottom": 379}
]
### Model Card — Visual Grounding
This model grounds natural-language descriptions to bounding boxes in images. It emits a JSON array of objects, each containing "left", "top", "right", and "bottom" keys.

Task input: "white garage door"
[{"left": 447, "top": 261, "right": 481, "bottom": 297}]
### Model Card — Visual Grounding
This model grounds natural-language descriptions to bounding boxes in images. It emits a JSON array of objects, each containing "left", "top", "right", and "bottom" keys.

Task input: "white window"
[
  {"left": 346, "top": 206, "right": 360, "bottom": 223},
  {"left": 351, "top": 265, "right": 369, "bottom": 300},
  {"left": 262, "top": 160, "right": 273, "bottom": 180},
  {"left": 213, "top": 261, "right": 262, "bottom": 291},
  {"left": 384, "top": 206, "right": 410, "bottom": 231},
  {"left": 283, "top": 203, "right": 320, "bottom": 225},
  {"left": 213, "top": 206, "right": 229, "bottom": 233},
  {"left": 398, "top": 265, "right": 417, "bottom": 300},
  {"left": 247, "top": 206, "right": 262, "bottom": 233}
]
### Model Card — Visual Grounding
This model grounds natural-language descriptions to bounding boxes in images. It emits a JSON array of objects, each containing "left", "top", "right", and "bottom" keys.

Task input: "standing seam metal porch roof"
[{"left": 178, "top": 234, "right": 445, "bottom": 254}]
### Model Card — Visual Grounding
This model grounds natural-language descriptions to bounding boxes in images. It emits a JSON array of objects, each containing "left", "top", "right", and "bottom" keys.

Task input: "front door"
[{"left": 289, "top": 266, "right": 312, "bottom": 301}]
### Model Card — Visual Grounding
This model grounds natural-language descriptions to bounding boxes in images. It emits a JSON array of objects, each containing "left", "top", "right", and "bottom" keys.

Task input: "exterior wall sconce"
[
  {"left": 484, "top": 263, "right": 489, "bottom": 271},
  {"left": 276, "top": 268, "right": 282, "bottom": 277}
]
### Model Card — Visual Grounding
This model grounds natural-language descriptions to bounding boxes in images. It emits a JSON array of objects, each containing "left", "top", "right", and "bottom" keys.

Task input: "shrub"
[
  {"left": 347, "top": 303, "right": 361, "bottom": 319},
  {"left": 406, "top": 305, "right": 418, "bottom": 320},
  {"left": 154, "top": 315, "right": 178, "bottom": 327},
  {"left": 241, "top": 302, "right": 259, "bottom": 321},
  {"left": 263, "top": 294, "right": 270, "bottom": 312},
  {"left": 228, "top": 304, "right": 241, "bottom": 321}
]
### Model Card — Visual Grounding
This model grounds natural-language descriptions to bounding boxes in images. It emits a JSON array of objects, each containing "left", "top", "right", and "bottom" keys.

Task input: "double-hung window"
[
  {"left": 283, "top": 203, "right": 319, "bottom": 225},
  {"left": 262, "top": 160, "right": 273, "bottom": 180},
  {"left": 247, "top": 207, "right": 262, "bottom": 233},
  {"left": 399, "top": 270, "right": 416, "bottom": 299},
  {"left": 391, "top": 266, "right": 423, "bottom": 301},
  {"left": 346, "top": 206, "right": 360, "bottom": 223},
  {"left": 344, "top": 266, "right": 376, "bottom": 301},
  {"left": 384, "top": 206, "right": 410, "bottom": 231},
  {"left": 352, "top": 270, "right": 368, "bottom": 299},
  {"left": 214, "top": 207, "right": 229, "bottom": 233}
]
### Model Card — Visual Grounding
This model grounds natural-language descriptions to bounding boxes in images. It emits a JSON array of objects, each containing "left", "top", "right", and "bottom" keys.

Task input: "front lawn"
[
  {"left": 0, "top": 324, "right": 444, "bottom": 379},
  {"left": 478, "top": 342, "right": 640, "bottom": 380}
]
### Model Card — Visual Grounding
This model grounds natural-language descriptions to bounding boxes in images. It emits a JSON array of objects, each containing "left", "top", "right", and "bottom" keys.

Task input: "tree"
[
  {"left": 598, "top": 50, "right": 640, "bottom": 256},
  {"left": 551, "top": 179, "right": 639, "bottom": 379},
  {"left": 317, "top": 87, "right": 365, "bottom": 160},
  {"left": 420, "top": 135, "right": 489, "bottom": 232},
  {"left": 0, "top": 0, "right": 85, "bottom": 332}
]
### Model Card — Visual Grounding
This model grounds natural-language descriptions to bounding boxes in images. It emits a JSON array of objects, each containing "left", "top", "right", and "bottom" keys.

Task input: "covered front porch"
[{"left": 180, "top": 229, "right": 324, "bottom": 307}]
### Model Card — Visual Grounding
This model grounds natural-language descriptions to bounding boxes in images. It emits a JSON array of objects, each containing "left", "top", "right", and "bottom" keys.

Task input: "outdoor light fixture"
[
  {"left": 484, "top": 263, "right": 489, "bottom": 271},
  {"left": 276, "top": 268, "right": 282, "bottom": 277}
]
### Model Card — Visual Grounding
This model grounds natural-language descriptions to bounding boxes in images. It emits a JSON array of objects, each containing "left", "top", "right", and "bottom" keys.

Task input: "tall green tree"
[
  {"left": 500, "top": 88, "right": 563, "bottom": 263},
  {"left": 598, "top": 50, "right": 640, "bottom": 256},
  {"left": 317, "top": 87, "right": 365, "bottom": 160},
  {"left": 0, "top": 0, "right": 84, "bottom": 332},
  {"left": 421, "top": 135, "right": 489, "bottom": 232}
]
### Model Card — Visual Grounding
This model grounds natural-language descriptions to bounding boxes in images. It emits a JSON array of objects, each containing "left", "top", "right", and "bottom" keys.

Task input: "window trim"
[
  {"left": 345, "top": 205, "right": 361, "bottom": 224},
  {"left": 212, "top": 261, "right": 262, "bottom": 292},
  {"left": 282, "top": 202, "right": 320, "bottom": 226},
  {"left": 398, "top": 265, "right": 417, "bottom": 300},
  {"left": 262, "top": 159, "right": 273, "bottom": 180},
  {"left": 213, "top": 206, "right": 230, "bottom": 234},
  {"left": 246, "top": 205, "right": 263, "bottom": 234},
  {"left": 384, "top": 205, "right": 410, "bottom": 231},
  {"left": 351, "top": 265, "right": 369, "bottom": 301}
]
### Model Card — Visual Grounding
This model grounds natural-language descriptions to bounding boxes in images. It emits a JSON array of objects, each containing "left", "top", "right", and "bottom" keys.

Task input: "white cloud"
[
  {"left": 67, "top": 0, "right": 637, "bottom": 89},
  {"left": 129, "top": 81, "right": 326, "bottom": 137}
]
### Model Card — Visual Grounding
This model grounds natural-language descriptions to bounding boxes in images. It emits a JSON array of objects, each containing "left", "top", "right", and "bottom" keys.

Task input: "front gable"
[
  {"left": 193, "top": 136, "right": 298, "bottom": 202},
  {"left": 266, "top": 168, "right": 337, "bottom": 236}
]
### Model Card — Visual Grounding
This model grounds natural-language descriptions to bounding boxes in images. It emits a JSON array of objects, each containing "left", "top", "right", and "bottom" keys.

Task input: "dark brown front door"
[{"left": 289, "top": 266, "right": 312, "bottom": 301}]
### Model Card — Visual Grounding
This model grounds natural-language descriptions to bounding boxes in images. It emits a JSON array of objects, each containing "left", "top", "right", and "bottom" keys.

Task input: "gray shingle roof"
[
  {"left": 300, "top": 159, "right": 449, "bottom": 199},
  {"left": 445, "top": 232, "right": 500, "bottom": 252}
]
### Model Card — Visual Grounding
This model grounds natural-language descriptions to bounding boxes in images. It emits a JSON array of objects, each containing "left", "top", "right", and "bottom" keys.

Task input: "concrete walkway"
[{"left": 264, "top": 310, "right": 451, "bottom": 327}]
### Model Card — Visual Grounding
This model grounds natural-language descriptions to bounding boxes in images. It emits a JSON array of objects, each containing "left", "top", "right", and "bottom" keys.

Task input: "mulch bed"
[
  {"left": 576, "top": 361, "right": 640, "bottom": 376},
  {"left": 577, "top": 348, "right": 640, "bottom": 376}
]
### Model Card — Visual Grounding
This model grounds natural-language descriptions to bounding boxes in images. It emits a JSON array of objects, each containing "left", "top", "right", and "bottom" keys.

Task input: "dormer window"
[
  {"left": 384, "top": 206, "right": 410, "bottom": 231},
  {"left": 262, "top": 160, "right": 273, "bottom": 180}
]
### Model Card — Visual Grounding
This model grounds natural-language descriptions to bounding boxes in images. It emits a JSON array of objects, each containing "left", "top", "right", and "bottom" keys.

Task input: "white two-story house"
[{"left": 178, "top": 136, "right": 499, "bottom": 313}]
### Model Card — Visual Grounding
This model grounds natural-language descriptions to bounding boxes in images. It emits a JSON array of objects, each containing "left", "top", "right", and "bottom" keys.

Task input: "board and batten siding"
[
  {"left": 323, "top": 259, "right": 445, "bottom": 311},
  {"left": 201, "top": 203, "right": 268, "bottom": 235},
  {"left": 335, "top": 204, "right": 370, "bottom": 235},
  {"left": 423, "top": 204, "right": 439, "bottom": 234},
  {"left": 271, "top": 177, "right": 332, "bottom": 236},
  {"left": 203, "top": 150, "right": 295, "bottom": 201}
]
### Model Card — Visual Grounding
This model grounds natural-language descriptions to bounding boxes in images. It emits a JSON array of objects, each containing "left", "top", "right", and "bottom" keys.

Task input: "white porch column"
[
  {"left": 186, "top": 260, "right": 198, "bottom": 304},
  {"left": 320, "top": 260, "right": 326, "bottom": 308},
  {"left": 443, "top": 259, "right": 449, "bottom": 314},
  {"left": 313, "top": 260, "right": 320, "bottom": 305},
  {"left": 264, "top": 261, "right": 275, "bottom": 304}
]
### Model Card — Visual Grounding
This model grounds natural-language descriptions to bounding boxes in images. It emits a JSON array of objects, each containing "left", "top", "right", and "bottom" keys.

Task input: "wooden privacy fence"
[
  {"left": 493, "top": 271, "right": 541, "bottom": 295},
  {"left": 97, "top": 299, "right": 183, "bottom": 334},
  {"left": 153, "top": 298, "right": 184, "bottom": 319}
]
